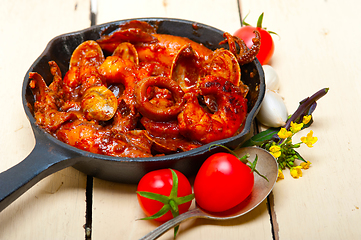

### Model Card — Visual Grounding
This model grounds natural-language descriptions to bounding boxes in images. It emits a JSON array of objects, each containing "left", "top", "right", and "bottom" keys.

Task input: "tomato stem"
[
  {"left": 241, "top": 12, "right": 279, "bottom": 37},
  {"left": 137, "top": 169, "right": 194, "bottom": 238},
  {"left": 256, "top": 12, "right": 264, "bottom": 28},
  {"left": 209, "top": 144, "right": 249, "bottom": 164},
  {"left": 209, "top": 144, "right": 268, "bottom": 181},
  {"left": 242, "top": 12, "right": 251, "bottom": 26},
  {"left": 169, "top": 199, "right": 179, "bottom": 216},
  {"left": 209, "top": 144, "right": 238, "bottom": 158},
  {"left": 248, "top": 155, "right": 269, "bottom": 181}
]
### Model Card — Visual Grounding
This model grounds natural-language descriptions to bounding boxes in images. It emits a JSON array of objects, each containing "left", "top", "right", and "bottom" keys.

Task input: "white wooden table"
[{"left": 1, "top": 0, "right": 360, "bottom": 239}]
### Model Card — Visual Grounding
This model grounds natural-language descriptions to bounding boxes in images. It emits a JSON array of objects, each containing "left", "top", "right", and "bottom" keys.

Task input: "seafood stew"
[
  {"left": 21, "top": 18, "right": 264, "bottom": 183},
  {"left": 0, "top": 19, "right": 264, "bottom": 212},
  {"left": 27, "top": 19, "right": 262, "bottom": 158}
]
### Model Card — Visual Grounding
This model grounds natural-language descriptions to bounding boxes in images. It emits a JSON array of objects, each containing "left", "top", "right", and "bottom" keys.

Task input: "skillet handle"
[{"left": 0, "top": 135, "right": 79, "bottom": 212}]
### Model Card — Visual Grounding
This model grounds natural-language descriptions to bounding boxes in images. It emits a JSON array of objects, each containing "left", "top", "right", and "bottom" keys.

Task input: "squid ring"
[{"left": 135, "top": 76, "right": 185, "bottom": 121}]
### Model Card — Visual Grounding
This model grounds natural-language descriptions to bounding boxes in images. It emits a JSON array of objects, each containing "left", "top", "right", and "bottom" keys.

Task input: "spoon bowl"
[{"left": 140, "top": 146, "right": 278, "bottom": 240}]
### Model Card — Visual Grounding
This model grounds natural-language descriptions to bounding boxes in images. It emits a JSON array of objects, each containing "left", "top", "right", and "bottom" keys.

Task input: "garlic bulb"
[
  {"left": 263, "top": 65, "right": 280, "bottom": 91},
  {"left": 256, "top": 89, "right": 288, "bottom": 127}
]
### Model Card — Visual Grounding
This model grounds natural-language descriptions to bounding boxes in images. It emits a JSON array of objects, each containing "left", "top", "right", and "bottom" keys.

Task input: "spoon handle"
[{"left": 139, "top": 207, "right": 205, "bottom": 240}]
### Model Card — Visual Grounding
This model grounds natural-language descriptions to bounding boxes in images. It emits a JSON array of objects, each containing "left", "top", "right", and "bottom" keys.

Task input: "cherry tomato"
[
  {"left": 194, "top": 152, "right": 254, "bottom": 212},
  {"left": 234, "top": 13, "right": 275, "bottom": 65},
  {"left": 137, "top": 169, "right": 194, "bottom": 222}
]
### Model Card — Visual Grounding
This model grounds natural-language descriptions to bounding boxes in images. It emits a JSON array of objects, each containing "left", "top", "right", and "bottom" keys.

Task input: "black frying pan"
[{"left": 0, "top": 18, "right": 265, "bottom": 212}]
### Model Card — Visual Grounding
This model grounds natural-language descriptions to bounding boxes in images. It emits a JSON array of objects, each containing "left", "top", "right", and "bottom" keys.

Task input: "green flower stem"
[{"left": 293, "top": 143, "right": 301, "bottom": 148}]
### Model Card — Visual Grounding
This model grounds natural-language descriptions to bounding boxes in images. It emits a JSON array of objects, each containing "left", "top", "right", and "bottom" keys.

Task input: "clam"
[
  {"left": 69, "top": 40, "right": 105, "bottom": 68},
  {"left": 81, "top": 85, "right": 118, "bottom": 121},
  {"left": 208, "top": 49, "right": 241, "bottom": 87},
  {"left": 170, "top": 44, "right": 201, "bottom": 91},
  {"left": 112, "top": 42, "right": 139, "bottom": 65}
]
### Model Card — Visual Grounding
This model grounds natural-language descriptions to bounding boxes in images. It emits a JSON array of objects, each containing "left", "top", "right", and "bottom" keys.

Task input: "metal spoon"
[{"left": 140, "top": 146, "right": 278, "bottom": 240}]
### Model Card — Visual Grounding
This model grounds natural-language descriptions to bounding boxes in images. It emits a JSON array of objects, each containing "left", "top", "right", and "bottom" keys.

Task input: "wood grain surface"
[{"left": 0, "top": 0, "right": 360, "bottom": 239}]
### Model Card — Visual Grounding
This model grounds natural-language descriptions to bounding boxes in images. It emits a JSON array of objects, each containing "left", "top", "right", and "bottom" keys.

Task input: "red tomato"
[
  {"left": 194, "top": 152, "right": 254, "bottom": 212},
  {"left": 233, "top": 13, "right": 275, "bottom": 65},
  {"left": 137, "top": 169, "right": 193, "bottom": 222}
]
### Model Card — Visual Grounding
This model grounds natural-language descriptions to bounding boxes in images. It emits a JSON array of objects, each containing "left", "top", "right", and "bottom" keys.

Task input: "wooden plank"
[
  {"left": 0, "top": 0, "right": 90, "bottom": 239},
  {"left": 92, "top": 178, "right": 272, "bottom": 240},
  {"left": 92, "top": 0, "right": 274, "bottom": 239},
  {"left": 239, "top": 0, "right": 361, "bottom": 239},
  {"left": 97, "top": 0, "right": 242, "bottom": 33}
]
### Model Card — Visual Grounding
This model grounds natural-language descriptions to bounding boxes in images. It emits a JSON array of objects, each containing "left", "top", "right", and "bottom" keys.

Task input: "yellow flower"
[
  {"left": 277, "top": 169, "right": 284, "bottom": 181},
  {"left": 278, "top": 128, "right": 293, "bottom": 139},
  {"left": 290, "top": 121, "right": 304, "bottom": 133},
  {"left": 269, "top": 145, "right": 282, "bottom": 158},
  {"left": 303, "top": 115, "right": 312, "bottom": 125},
  {"left": 300, "top": 161, "right": 312, "bottom": 169},
  {"left": 301, "top": 130, "right": 318, "bottom": 147},
  {"left": 290, "top": 166, "right": 303, "bottom": 179}
]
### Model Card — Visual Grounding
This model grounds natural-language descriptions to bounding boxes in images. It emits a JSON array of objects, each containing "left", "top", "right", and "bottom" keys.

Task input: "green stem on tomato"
[
  {"left": 209, "top": 144, "right": 249, "bottom": 164},
  {"left": 256, "top": 12, "right": 264, "bottom": 28}
]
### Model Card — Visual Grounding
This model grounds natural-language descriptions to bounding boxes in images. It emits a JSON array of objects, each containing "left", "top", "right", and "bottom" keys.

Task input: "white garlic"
[
  {"left": 263, "top": 65, "right": 280, "bottom": 91},
  {"left": 256, "top": 89, "right": 288, "bottom": 127}
]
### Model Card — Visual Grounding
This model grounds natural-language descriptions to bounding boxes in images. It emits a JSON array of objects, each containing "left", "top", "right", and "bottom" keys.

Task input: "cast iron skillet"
[{"left": 0, "top": 18, "right": 265, "bottom": 212}]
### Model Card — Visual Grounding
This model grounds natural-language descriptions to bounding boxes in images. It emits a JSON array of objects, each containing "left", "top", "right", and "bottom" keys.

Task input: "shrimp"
[
  {"left": 98, "top": 43, "right": 142, "bottom": 133},
  {"left": 56, "top": 120, "right": 152, "bottom": 158},
  {"left": 136, "top": 34, "right": 213, "bottom": 68},
  {"left": 178, "top": 76, "right": 247, "bottom": 144}
]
